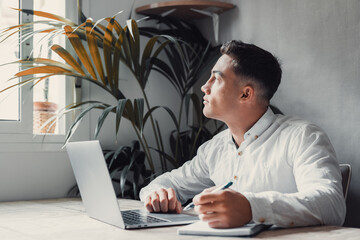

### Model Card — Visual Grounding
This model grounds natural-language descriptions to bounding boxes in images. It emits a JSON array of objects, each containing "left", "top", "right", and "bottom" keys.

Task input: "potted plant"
[
  {"left": 0, "top": 9, "right": 221, "bottom": 198},
  {"left": 33, "top": 40, "right": 58, "bottom": 134}
]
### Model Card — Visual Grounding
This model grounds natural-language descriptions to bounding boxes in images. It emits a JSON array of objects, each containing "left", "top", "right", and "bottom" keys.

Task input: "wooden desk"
[{"left": 0, "top": 198, "right": 358, "bottom": 239}]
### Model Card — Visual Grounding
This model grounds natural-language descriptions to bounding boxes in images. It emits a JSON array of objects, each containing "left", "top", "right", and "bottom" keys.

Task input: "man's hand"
[
  {"left": 144, "top": 188, "right": 182, "bottom": 213},
  {"left": 193, "top": 188, "right": 252, "bottom": 228}
]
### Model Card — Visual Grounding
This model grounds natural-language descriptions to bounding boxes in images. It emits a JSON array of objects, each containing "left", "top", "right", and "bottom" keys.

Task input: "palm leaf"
[
  {"left": 134, "top": 98, "right": 144, "bottom": 134},
  {"left": 13, "top": 8, "right": 76, "bottom": 26},
  {"left": 66, "top": 100, "right": 110, "bottom": 110},
  {"left": 0, "top": 76, "right": 38, "bottom": 94},
  {"left": 103, "top": 17, "right": 116, "bottom": 89},
  {"left": 94, "top": 105, "right": 116, "bottom": 138},
  {"left": 51, "top": 44, "right": 86, "bottom": 76},
  {"left": 15, "top": 66, "right": 72, "bottom": 77},
  {"left": 65, "top": 103, "right": 106, "bottom": 144},
  {"left": 85, "top": 19, "right": 106, "bottom": 86},
  {"left": 155, "top": 120, "right": 167, "bottom": 172},
  {"left": 185, "top": 93, "right": 202, "bottom": 125},
  {"left": 149, "top": 147, "right": 178, "bottom": 168},
  {"left": 63, "top": 25, "right": 97, "bottom": 80},
  {"left": 113, "top": 27, "right": 126, "bottom": 90},
  {"left": 115, "top": 99, "right": 132, "bottom": 136},
  {"left": 109, "top": 145, "right": 128, "bottom": 169},
  {"left": 143, "top": 106, "right": 179, "bottom": 132},
  {"left": 126, "top": 19, "right": 140, "bottom": 77}
]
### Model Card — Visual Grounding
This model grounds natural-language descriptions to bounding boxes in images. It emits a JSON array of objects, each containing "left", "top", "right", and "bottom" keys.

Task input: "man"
[{"left": 139, "top": 40, "right": 346, "bottom": 228}]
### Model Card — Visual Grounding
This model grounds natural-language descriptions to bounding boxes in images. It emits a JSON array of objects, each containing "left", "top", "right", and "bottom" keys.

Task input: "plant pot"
[{"left": 33, "top": 101, "right": 58, "bottom": 134}]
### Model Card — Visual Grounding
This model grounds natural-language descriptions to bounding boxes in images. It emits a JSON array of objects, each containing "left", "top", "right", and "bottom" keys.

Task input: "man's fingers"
[
  {"left": 202, "top": 186, "right": 217, "bottom": 193},
  {"left": 150, "top": 192, "right": 161, "bottom": 212},
  {"left": 144, "top": 195, "right": 154, "bottom": 212},
  {"left": 199, "top": 212, "right": 221, "bottom": 223},
  {"left": 167, "top": 188, "right": 177, "bottom": 211},
  {"left": 193, "top": 192, "right": 220, "bottom": 205},
  {"left": 157, "top": 188, "right": 169, "bottom": 212},
  {"left": 194, "top": 201, "right": 214, "bottom": 214},
  {"left": 144, "top": 188, "right": 181, "bottom": 214},
  {"left": 175, "top": 200, "right": 182, "bottom": 213},
  {"left": 207, "top": 220, "right": 229, "bottom": 229}
]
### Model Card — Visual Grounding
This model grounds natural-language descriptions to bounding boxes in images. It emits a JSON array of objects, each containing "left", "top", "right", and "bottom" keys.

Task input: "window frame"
[{"left": 0, "top": 0, "right": 79, "bottom": 147}]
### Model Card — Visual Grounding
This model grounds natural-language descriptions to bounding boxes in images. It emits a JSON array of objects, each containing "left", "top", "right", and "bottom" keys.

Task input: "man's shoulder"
[
  {"left": 274, "top": 114, "right": 326, "bottom": 135},
  {"left": 202, "top": 128, "right": 230, "bottom": 148}
]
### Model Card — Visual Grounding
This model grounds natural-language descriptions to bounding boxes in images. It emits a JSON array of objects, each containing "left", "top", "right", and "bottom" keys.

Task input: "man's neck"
[{"left": 227, "top": 106, "right": 268, "bottom": 147}]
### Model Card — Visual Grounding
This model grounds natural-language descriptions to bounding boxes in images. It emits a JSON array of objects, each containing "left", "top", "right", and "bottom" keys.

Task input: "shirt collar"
[
  {"left": 227, "top": 107, "right": 276, "bottom": 144},
  {"left": 244, "top": 107, "right": 276, "bottom": 140}
]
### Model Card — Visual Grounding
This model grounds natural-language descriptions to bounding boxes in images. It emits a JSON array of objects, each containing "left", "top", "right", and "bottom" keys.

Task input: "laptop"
[{"left": 66, "top": 140, "right": 198, "bottom": 229}]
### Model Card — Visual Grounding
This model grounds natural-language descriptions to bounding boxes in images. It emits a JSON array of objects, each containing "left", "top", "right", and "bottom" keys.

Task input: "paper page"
[{"left": 178, "top": 221, "right": 262, "bottom": 237}]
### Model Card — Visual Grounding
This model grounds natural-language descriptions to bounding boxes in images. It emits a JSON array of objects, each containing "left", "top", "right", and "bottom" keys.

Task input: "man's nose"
[{"left": 201, "top": 82, "right": 210, "bottom": 94}]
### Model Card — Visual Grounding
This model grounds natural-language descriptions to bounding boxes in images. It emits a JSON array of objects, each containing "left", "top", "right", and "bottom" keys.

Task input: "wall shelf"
[{"left": 135, "top": 1, "right": 235, "bottom": 20}]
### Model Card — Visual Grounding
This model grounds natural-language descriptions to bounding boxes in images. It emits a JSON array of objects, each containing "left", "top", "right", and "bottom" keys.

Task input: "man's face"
[{"left": 201, "top": 54, "right": 242, "bottom": 121}]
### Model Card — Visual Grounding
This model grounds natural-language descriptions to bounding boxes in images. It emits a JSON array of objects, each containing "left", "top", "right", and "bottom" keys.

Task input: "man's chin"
[{"left": 203, "top": 109, "right": 213, "bottom": 119}]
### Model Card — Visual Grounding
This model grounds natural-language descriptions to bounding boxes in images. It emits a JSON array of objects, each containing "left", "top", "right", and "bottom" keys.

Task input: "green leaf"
[
  {"left": 120, "top": 152, "right": 136, "bottom": 197},
  {"left": 115, "top": 99, "right": 131, "bottom": 135},
  {"left": 155, "top": 120, "right": 167, "bottom": 172},
  {"left": 120, "top": 164, "right": 130, "bottom": 198},
  {"left": 103, "top": 17, "right": 116, "bottom": 89},
  {"left": 85, "top": 19, "right": 106, "bottom": 85},
  {"left": 109, "top": 145, "right": 128, "bottom": 169},
  {"left": 149, "top": 147, "right": 178, "bottom": 168},
  {"left": 143, "top": 106, "right": 179, "bottom": 132},
  {"left": 65, "top": 103, "right": 106, "bottom": 144},
  {"left": 134, "top": 98, "right": 144, "bottom": 134},
  {"left": 127, "top": 19, "right": 140, "bottom": 79},
  {"left": 95, "top": 105, "right": 116, "bottom": 138},
  {"left": 185, "top": 93, "right": 202, "bottom": 126}
]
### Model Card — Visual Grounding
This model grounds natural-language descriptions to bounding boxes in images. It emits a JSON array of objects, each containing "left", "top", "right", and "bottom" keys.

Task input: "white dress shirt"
[{"left": 139, "top": 108, "right": 346, "bottom": 227}]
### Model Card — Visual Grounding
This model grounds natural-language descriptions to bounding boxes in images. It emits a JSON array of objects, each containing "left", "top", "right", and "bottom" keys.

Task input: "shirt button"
[
  {"left": 238, "top": 151, "right": 242, "bottom": 156},
  {"left": 259, "top": 217, "right": 265, "bottom": 223},
  {"left": 254, "top": 135, "right": 259, "bottom": 139}
]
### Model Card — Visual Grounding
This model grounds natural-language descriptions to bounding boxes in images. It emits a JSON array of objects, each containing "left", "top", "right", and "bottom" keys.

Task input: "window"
[
  {"left": 0, "top": 0, "right": 76, "bottom": 144},
  {"left": 32, "top": 0, "right": 66, "bottom": 134},
  {"left": 0, "top": 0, "right": 20, "bottom": 121}
]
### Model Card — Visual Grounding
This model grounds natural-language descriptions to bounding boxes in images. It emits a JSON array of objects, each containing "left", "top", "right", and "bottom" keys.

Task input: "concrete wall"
[{"left": 194, "top": 0, "right": 359, "bottom": 227}]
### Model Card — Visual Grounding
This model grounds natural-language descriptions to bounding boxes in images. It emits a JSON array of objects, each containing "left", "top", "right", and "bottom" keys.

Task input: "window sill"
[{"left": 0, "top": 133, "right": 66, "bottom": 152}]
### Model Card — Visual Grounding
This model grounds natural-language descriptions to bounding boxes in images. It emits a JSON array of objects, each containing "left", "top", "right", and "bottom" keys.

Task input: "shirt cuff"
[{"left": 242, "top": 192, "right": 273, "bottom": 225}]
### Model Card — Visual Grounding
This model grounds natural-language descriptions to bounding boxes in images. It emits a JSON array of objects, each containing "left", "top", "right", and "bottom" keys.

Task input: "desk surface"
[{"left": 0, "top": 198, "right": 358, "bottom": 240}]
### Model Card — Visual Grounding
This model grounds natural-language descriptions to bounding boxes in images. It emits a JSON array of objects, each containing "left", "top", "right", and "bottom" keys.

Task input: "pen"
[{"left": 183, "top": 181, "right": 233, "bottom": 211}]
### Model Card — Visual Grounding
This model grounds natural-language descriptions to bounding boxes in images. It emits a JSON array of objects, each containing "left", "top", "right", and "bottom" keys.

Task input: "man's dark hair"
[{"left": 220, "top": 40, "right": 282, "bottom": 102}]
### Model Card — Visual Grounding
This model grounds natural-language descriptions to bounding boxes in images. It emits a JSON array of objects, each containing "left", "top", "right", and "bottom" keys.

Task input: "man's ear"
[{"left": 239, "top": 85, "right": 254, "bottom": 102}]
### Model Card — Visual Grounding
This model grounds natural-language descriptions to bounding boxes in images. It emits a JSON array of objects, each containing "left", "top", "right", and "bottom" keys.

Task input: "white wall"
[
  {"left": 1, "top": 0, "right": 358, "bottom": 228},
  {"left": 195, "top": 0, "right": 360, "bottom": 227},
  {"left": 0, "top": 151, "right": 74, "bottom": 201}
]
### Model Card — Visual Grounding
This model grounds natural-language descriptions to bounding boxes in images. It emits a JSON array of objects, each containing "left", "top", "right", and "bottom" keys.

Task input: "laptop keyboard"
[{"left": 121, "top": 210, "right": 169, "bottom": 225}]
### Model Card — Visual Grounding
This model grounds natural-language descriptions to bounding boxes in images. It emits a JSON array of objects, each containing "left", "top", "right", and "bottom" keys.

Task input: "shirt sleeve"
[
  {"left": 243, "top": 123, "right": 346, "bottom": 227},
  {"left": 139, "top": 140, "right": 215, "bottom": 204}
]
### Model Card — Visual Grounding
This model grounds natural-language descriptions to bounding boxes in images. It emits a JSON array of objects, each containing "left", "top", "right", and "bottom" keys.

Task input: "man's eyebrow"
[{"left": 212, "top": 70, "right": 224, "bottom": 77}]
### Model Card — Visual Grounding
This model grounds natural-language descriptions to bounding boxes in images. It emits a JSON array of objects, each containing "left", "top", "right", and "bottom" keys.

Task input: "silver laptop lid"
[{"left": 66, "top": 140, "right": 125, "bottom": 228}]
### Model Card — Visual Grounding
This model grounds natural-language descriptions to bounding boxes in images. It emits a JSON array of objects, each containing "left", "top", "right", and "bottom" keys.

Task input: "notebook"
[
  {"left": 66, "top": 140, "right": 198, "bottom": 229},
  {"left": 178, "top": 221, "right": 271, "bottom": 237}
]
